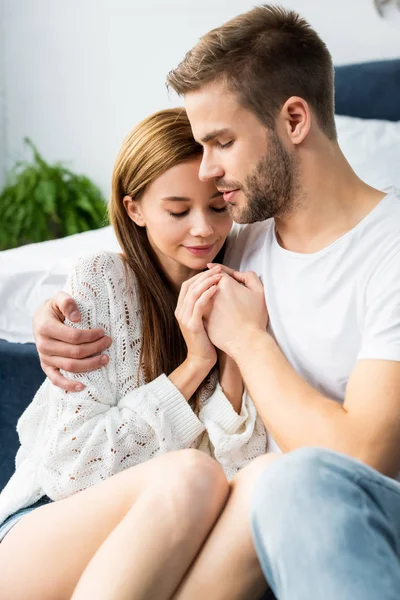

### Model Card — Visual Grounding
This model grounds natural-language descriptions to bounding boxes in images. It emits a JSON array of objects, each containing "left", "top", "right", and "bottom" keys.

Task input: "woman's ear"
[{"left": 123, "top": 195, "right": 146, "bottom": 227}]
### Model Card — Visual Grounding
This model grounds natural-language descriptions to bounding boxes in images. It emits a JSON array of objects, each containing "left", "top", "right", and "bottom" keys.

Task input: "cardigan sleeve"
[
  {"left": 17, "top": 252, "right": 205, "bottom": 501},
  {"left": 198, "top": 377, "right": 268, "bottom": 480}
]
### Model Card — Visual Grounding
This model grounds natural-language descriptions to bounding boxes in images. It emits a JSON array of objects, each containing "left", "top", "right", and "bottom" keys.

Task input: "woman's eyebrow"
[
  {"left": 161, "top": 192, "right": 223, "bottom": 202},
  {"left": 161, "top": 196, "right": 190, "bottom": 202}
]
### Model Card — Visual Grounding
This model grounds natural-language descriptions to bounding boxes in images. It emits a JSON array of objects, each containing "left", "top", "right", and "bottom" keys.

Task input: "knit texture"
[{"left": 0, "top": 252, "right": 267, "bottom": 525}]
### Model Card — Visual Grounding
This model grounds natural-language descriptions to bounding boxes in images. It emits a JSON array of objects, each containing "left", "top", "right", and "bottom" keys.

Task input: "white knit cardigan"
[{"left": 0, "top": 252, "right": 267, "bottom": 525}]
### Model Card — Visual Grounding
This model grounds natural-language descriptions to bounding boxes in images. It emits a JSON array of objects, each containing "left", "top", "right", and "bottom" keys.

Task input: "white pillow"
[
  {"left": 335, "top": 115, "right": 400, "bottom": 191},
  {"left": 0, "top": 226, "right": 120, "bottom": 343}
]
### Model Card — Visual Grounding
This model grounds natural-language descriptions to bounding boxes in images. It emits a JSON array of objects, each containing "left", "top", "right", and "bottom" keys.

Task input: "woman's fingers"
[
  {"left": 177, "top": 273, "right": 222, "bottom": 325},
  {"left": 176, "top": 267, "right": 221, "bottom": 315},
  {"left": 192, "top": 284, "right": 218, "bottom": 323}
]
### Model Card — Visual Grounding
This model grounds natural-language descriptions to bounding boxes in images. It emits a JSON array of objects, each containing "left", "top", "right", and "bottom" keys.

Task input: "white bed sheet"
[{"left": 0, "top": 226, "right": 120, "bottom": 343}]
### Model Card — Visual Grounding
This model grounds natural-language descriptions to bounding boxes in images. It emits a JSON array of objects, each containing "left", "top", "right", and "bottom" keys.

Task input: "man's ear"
[
  {"left": 123, "top": 195, "right": 146, "bottom": 227},
  {"left": 280, "top": 96, "right": 311, "bottom": 145}
]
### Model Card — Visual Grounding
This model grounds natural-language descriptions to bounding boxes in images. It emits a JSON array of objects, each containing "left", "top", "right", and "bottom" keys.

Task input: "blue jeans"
[{"left": 251, "top": 447, "right": 400, "bottom": 600}]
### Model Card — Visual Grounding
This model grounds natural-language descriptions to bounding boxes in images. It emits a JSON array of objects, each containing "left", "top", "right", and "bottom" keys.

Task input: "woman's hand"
[
  {"left": 33, "top": 292, "right": 112, "bottom": 391},
  {"left": 175, "top": 266, "right": 223, "bottom": 372},
  {"left": 218, "top": 350, "right": 244, "bottom": 414}
]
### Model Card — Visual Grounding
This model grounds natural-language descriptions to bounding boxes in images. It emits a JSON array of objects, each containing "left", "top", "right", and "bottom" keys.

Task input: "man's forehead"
[
  {"left": 184, "top": 87, "right": 240, "bottom": 138},
  {"left": 185, "top": 82, "right": 235, "bottom": 112}
]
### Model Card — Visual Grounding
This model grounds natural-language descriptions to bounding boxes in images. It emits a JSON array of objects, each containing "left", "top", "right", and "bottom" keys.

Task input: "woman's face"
[{"left": 124, "top": 157, "right": 233, "bottom": 284}]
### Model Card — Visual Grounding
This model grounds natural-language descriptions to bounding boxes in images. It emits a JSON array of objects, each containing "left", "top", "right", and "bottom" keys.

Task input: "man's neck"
[{"left": 274, "top": 141, "right": 386, "bottom": 254}]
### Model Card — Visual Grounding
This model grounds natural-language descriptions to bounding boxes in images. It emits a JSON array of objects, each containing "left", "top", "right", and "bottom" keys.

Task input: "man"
[{"left": 34, "top": 5, "right": 400, "bottom": 599}]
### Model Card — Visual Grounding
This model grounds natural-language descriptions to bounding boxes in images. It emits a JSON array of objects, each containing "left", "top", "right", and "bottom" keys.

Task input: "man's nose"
[{"left": 198, "top": 154, "right": 224, "bottom": 182}]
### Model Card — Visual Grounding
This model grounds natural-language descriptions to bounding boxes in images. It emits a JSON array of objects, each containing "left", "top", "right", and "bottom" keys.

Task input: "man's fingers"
[
  {"left": 211, "top": 266, "right": 263, "bottom": 292},
  {"left": 41, "top": 352, "right": 109, "bottom": 374},
  {"left": 41, "top": 364, "right": 85, "bottom": 392},
  {"left": 52, "top": 291, "right": 81, "bottom": 322},
  {"left": 38, "top": 319, "right": 107, "bottom": 346},
  {"left": 37, "top": 335, "right": 112, "bottom": 361},
  {"left": 232, "top": 270, "right": 263, "bottom": 291},
  {"left": 207, "top": 263, "right": 235, "bottom": 276}
]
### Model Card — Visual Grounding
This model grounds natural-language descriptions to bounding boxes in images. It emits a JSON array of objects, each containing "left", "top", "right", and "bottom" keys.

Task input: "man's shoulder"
[
  {"left": 361, "top": 189, "right": 400, "bottom": 265},
  {"left": 224, "top": 219, "right": 273, "bottom": 271}
]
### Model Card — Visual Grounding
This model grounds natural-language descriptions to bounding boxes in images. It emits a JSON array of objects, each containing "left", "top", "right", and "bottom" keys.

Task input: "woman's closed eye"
[{"left": 168, "top": 206, "right": 228, "bottom": 218}]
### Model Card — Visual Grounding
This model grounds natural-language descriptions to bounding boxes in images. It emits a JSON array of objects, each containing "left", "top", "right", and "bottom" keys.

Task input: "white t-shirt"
[{"left": 225, "top": 188, "right": 400, "bottom": 454}]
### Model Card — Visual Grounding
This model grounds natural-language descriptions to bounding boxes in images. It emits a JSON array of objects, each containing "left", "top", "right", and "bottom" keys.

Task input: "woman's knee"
[
  {"left": 122, "top": 449, "right": 228, "bottom": 515},
  {"left": 168, "top": 449, "right": 229, "bottom": 509}
]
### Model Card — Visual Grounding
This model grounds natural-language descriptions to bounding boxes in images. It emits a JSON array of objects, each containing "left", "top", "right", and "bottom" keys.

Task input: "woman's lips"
[{"left": 184, "top": 244, "right": 215, "bottom": 256}]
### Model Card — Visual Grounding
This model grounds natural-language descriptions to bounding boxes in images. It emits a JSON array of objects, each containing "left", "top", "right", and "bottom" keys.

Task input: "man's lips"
[{"left": 221, "top": 190, "right": 239, "bottom": 203}]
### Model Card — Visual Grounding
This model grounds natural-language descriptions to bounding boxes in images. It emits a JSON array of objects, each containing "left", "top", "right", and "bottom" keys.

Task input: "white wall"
[{"left": 1, "top": 0, "right": 399, "bottom": 195}]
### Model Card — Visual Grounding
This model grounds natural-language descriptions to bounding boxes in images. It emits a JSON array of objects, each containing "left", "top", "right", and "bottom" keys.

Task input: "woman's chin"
[{"left": 185, "top": 258, "right": 213, "bottom": 271}]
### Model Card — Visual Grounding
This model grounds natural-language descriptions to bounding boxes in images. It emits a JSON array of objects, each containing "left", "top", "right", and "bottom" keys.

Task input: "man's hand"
[
  {"left": 204, "top": 266, "right": 268, "bottom": 357},
  {"left": 33, "top": 292, "right": 112, "bottom": 391}
]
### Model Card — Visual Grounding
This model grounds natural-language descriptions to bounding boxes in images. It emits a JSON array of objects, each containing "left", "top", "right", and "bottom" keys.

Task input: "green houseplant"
[{"left": 0, "top": 138, "right": 108, "bottom": 251}]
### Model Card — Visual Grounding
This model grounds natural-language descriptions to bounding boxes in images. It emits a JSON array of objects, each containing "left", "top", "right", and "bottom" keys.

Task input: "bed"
[{"left": 1, "top": 58, "right": 400, "bottom": 495}]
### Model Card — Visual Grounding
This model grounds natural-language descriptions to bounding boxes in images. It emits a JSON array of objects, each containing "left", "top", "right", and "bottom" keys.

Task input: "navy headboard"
[{"left": 335, "top": 58, "right": 400, "bottom": 121}]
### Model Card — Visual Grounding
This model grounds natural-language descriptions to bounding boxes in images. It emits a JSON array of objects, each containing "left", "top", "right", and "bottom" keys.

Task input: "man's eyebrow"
[
  {"left": 200, "top": 128, "right": 231, "bottom": 144},
  {"left": 161, "top": 191, "right": 223, "bottom": 202}
]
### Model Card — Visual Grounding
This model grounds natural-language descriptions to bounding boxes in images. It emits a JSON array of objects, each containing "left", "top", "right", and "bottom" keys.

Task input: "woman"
[{"left": 0, "top": 108, "right": 274, "bottom": 600}]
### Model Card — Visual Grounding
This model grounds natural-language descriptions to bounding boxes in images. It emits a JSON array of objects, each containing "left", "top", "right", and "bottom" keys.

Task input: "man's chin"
[
  {"left": 229, "top": 209, "right": 247, "bottom": 224},
  {"left": 229, "top": 203, "right": 274, "bottom": 224}
]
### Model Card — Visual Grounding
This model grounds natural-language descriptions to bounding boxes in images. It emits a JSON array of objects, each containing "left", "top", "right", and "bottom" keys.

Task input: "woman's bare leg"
[
  {"left": 0, "top": 449, "right": 229, "bottom": 600},
  {"left": 173, "top": 454, "right": 280, "bottom": 600}
]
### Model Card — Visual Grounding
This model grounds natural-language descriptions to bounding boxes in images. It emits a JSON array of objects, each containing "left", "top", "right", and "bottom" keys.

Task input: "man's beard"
[{"left": 224, "top": 129, "right": 298, "bottom": 224}]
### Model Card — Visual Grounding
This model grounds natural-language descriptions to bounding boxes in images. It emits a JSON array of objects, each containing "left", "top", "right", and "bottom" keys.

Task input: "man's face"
[{"left": 185, "top": 81, "right": 297, "bottom": 223}]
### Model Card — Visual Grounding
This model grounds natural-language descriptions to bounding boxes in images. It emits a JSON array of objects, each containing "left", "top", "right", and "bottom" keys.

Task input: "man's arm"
[
  {"left": 235, "top": 329, "right": 400, "bottom": 477},
  {"left": 205, "top": 268, "right": 400, "bottom": 477}
]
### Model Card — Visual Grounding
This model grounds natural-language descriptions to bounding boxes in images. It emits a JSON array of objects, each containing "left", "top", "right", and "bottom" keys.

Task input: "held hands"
[
  {"left": 33, "top": 292, "right": 112, "bottom": 392},
  {"left": 175, "top": 266, "right": 223, "bottom": 371},
  {"left": 203, "top": 264, "right": 268, "bottom": 359}
]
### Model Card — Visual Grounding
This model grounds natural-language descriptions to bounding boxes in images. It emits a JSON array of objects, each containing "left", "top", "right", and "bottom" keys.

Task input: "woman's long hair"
[{"left": 109, "top": 108, "right": 222, "bottom": 408}]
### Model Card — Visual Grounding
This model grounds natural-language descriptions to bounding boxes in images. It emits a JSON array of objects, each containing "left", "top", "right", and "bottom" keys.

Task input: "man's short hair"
[{"left": 167, "top": 4, "right": 337, "bottom": 140}]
